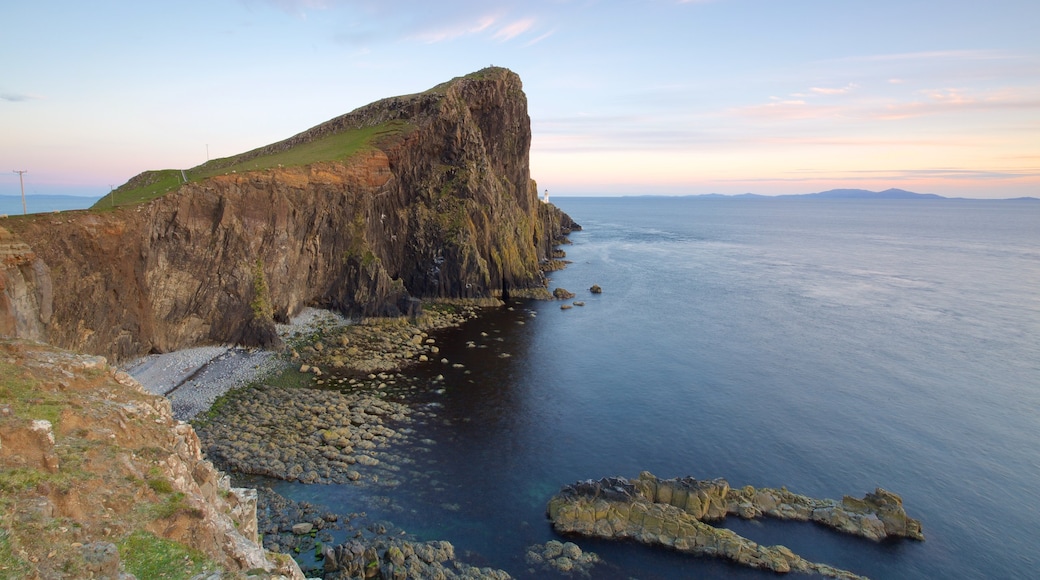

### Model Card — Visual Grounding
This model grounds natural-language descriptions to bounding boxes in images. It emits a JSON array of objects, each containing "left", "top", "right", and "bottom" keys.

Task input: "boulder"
[
  {"left": 589, "top": 284, "right": 602, "bottom": 294},
  {"left": 553, "top": 287, "right": 576, "bottom": 300}
]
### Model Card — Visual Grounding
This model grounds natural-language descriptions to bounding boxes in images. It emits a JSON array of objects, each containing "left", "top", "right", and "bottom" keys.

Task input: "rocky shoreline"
[
  {"left": 547, "top": 472, "right": 924, "bottom": 579},
  {"left": 125, "top": 296, "right": 922, "bottom": 580},
  {"left": 129, "top": 301, "right": 526, "bottom": 578}
]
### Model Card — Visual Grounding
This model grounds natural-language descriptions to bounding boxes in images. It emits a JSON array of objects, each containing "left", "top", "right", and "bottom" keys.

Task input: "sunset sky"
[{"left": 2, "top": 0, "right": 1038, "bottom": 199}]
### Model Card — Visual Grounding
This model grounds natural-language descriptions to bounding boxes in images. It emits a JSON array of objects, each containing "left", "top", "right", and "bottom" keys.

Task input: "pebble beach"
[{"left": 124, "top": 308, "right": 349, "bottom": 420}]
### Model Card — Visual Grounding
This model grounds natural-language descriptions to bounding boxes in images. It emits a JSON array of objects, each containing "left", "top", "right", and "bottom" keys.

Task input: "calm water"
[{"left": 272, "top": 197, "right": 1040, "bottom": 579}]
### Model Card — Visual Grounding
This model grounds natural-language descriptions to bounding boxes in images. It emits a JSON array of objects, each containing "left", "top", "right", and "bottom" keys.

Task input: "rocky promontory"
[
  {"left": 0, "top": 67, "right": 578, "bottom": 363},
  {"left": 547, "top": 471, "right": 924, "bottom": 579}
]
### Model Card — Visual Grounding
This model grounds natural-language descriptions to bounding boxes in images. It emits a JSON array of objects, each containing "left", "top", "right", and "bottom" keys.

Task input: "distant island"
[{"left": 686, "top": 188, "right": 1038, "bottom": 201}]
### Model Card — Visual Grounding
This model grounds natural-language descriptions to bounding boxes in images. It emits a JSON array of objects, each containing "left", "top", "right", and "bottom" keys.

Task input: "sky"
[{"left": 2, "top": 0, "right": 1039, "bottom": 199}]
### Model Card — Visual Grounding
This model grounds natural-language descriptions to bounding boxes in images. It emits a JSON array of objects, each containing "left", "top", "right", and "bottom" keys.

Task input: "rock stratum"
[
  {"left": 0, "top": 67, "right": 578, "bottom": 362},
  {"left": 547, "top": 471, "right": 924, "bottom": 579}
]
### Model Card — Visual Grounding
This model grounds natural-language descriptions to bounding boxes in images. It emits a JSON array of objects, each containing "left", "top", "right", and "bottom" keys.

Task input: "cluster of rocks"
[
  {"left": 290, "top": 305, "right": 480, "bottom": 374},
  {"left": 322, "top": 538, "right": 511, "bottom": 580},
  {"left": 256, "top": 489, "right": 341, "bottom": 559},
  {"left": 524, "top": 540, "right": 599, "bottom": 576},
  {"left": 193, "top": 385, "right": 412, "bottom": 485},
  {"left": 255, "top": 487, "right": 513, "bottom": 579},
  {"left": 555, "top": 286, "right": 598, "bottom": 309},
  {"left": 547, "top": 471, "right": 924, "bottom": 579}
]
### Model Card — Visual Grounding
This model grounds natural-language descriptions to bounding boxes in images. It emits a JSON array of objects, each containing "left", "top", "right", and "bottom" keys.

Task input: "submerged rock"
[
  {"left": 547, "top": 471, "right": 924, "bottom": 579},
  {"left": 525, "top": 540, "right": 599, "bottom": 576},
  {"left": 323, "top": 538, "right": 510, "bottom": 579}
]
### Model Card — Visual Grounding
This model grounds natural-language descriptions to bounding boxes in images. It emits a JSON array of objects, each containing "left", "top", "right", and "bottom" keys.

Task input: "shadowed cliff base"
[{"left": 0, "top": 67, "right": 579, "bottom": 362}]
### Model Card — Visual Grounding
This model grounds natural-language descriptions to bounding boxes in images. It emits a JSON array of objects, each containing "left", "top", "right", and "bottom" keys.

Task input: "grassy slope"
[{"left": 92, "top": 119, "right": 409, "bottom": 210}]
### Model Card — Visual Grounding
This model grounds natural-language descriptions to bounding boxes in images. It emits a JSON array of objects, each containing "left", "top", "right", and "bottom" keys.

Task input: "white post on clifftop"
[
  {"left": 544, "top": 188, "right": 549, "bottom": 204},
  {"left": 13, "top": 170, "right": 27, "bottom": 215}
]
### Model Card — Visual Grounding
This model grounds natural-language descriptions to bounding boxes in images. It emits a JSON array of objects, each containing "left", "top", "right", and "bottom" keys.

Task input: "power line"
[{"left": 13, "top": 170, "right": 27, "bottom": 215}]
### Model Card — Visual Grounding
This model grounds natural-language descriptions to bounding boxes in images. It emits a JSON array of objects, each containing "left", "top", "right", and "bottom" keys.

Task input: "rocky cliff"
[
  {"left": 0, "top": 226, "right": 51, "bottom": 342},
  {"left": 0, "top": 67, "right": 578, "bottom": 362},
  {"left": 0, "top": 339, "right": 303, "bottom": 578}
]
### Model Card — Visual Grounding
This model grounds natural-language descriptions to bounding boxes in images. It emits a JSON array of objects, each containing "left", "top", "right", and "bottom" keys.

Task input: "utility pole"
[
  {"left": 13, "top": 170, "right": 27, "bottom": 215},
  {"left": 109, "top": 184, "right": 115, "bottom": 208}
]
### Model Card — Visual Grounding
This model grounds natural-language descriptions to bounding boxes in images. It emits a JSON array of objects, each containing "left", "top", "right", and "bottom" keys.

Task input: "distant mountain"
[
  {"left": 682, "top": 188, "right": 1038, "bottom": 201},
  {"left": 0, "top": 194, "right": 100, "bottom": 215},
  {"left": 784, "top": 188, "right": 945, "bottom": 200}
]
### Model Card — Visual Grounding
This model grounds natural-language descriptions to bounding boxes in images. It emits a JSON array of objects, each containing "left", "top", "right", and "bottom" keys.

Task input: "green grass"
[
  {"left": 0, "top": 529, "right": 32, "bottom": 580},
  {"left": 191, "top": 120, "right": 408, "bottom": 179},
  {"left": 92, "top": 170, "right": 185, "bottom": 209},
  {"left": 0, "top": 360, "right": 62, "bottom": 425},
  {"left": 0, "top": 467, "right": 49, "bottom": 494},
  {"left": 117, "top": 531, "right": 214, "bottom": 580},
  {"left": 92, "top": 120, "right": 410, "bottom": 210},
  {"left": 147, "top": 477, "right": 174, "bottom": 495}
]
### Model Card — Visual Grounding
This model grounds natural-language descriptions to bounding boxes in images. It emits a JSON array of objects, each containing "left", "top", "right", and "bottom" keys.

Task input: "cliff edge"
[
  {"left": 0, "top": 339, "right": 303, "bottom": 578},
  {"left": 0, "top": 67, "right": 578, "bottom": 362}
]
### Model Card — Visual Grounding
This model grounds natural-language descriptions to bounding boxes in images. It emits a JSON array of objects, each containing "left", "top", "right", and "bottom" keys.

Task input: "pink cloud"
[
  {"left": 810, "top": 83, "right": 858, "bottom": 95},
  {"left": 493, "top": 18, "right": 535, "bottom": 41}
]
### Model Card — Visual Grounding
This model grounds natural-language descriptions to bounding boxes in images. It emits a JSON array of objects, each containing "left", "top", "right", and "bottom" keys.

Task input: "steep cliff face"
[
  {"left": 0, "top": 226, "right": 52, "bottom": 341},
  {"left": 0, "top": 68, "right": 578, "bottom": 361}
]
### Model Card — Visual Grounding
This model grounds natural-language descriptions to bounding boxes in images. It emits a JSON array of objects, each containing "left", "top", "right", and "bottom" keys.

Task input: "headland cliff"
[{"left": 0, "top": 67, "right": 578, "bottom": 362}]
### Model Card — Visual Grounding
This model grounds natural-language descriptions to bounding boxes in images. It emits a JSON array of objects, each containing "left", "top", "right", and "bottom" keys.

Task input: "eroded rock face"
[
  {"left": 0, "top": 68, "right": 578, "bottom": 362},
  {"left": 547, "top": 471, "right": 924, "bottom": 580},
  {"left": 0, "top": 226, "right": 51, "bottom": 341}
]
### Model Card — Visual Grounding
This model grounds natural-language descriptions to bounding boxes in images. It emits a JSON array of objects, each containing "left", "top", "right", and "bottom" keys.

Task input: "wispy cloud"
[
  {"left": 411, "top": 15, "right": 499, "bottom": 43},
  {"left": 493, "top": 18, "right": 535, "bottom": 42},
  {"left": 254, "top": 0, "right": 545, "bottom": 45},
  {"left": 1, "top": 92, "right": 41, "bottom": 102},
  {"left": 730, "top": 98, "right": 842, "bottom": 121},
  {"left": 523, "top": 29, "right": 555, "bottom": 47},
  {"left": 876, "top": 88, "right": 1040, "bottom": 120},
  {"left": 718, "top": 167, "right": 1040, "bottom": 184},
  {"left": 798, "top": 168, "right": 1040, "bottom": 181},
  {"left": 833, "top": 49, "right": 1015, "bottom": 64},
  {"left": 810, "top": 83, "right": 858, "bottom": 96}
]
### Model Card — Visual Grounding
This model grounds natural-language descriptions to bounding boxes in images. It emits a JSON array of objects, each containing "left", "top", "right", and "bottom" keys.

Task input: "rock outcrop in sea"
[
  {"left": 0, "top": 67, "right": 579, "bottom": 363},
  {"left": 547, "top": 471, "right": 924, "bottom": 579}
]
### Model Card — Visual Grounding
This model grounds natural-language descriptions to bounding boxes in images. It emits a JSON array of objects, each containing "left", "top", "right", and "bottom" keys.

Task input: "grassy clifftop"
[
  {"left": 93, "top": 120, "right": 409, "bottom": 209},
  {"left": 91, "top": 67, "right": 516, "bottom": 210}
]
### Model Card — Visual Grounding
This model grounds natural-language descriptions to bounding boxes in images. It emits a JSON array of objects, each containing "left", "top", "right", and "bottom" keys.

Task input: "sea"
[
  {"left": 266, "top": 196, "right": 1040, "bottom": 579},
  {"left": 0, "top": 194, "right": 99, "bottom": 215}
]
